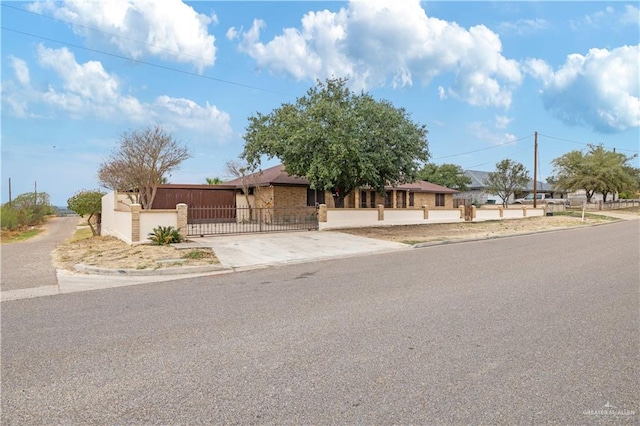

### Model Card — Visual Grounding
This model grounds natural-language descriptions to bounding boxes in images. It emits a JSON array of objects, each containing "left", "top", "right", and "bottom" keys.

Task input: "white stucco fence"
[
  {"left": 101, "top": 191, "right": 180, "bottom": 245},
  {"left": 319, "top": 206, "right": 546, "bottom": 230},
  {"left": 319, "top": 207, "right": 463, "bottom": 230},
  {"left": 101, "top": 192, "right": 133, "bottom": 243}
]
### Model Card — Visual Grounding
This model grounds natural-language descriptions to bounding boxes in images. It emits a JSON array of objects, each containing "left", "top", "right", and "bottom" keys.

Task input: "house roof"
[
  {"left": 464, "top": 170, "right": 556, "bottom": 192},
  {"left": 225, "top": 163, "right": 457, "bottom": 193},
  {"left": 391, "top": 181, "right": 457, "bottom": 194},
  {"left": 225, "top": 164, "right": 309, "bottom": 187}
]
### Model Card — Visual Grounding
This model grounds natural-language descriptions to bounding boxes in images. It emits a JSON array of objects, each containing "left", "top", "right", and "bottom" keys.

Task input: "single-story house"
[
  {"left": 456, "top": 170, "right": 566, "bottom": 205},
  {"left": 225, "top": 164, "right": 458, "bottom": 209}
]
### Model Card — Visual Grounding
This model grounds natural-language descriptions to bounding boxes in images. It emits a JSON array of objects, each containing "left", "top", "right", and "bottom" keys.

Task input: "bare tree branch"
[{"left": 98, "top": 125, "right": 191, "bottom": 209}]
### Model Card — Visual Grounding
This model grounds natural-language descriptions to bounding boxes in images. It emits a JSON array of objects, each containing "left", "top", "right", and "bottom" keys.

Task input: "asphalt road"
[
  {"left": 1, "top": 216, "right": 78, "bottom": 291},
  {"left": 2, "top": 221, "right": 638, "bottom": 424}
]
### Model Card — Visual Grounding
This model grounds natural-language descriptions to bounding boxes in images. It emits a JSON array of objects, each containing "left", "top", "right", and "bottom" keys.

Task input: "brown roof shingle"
[{"left": 225, "top": 164, "right": 457, "bottom": 193}]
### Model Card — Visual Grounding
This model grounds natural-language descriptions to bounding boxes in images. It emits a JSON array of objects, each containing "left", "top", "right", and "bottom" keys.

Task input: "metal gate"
[{"left": 187, "top": 206, "right": 319, "bottom": 236}]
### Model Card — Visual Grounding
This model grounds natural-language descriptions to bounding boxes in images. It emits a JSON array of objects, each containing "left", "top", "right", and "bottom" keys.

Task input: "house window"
[
  {"left": 370, "top": 192, "right": 376, "bottom": 208},
  {"left": 307, "top": 188, "right": 325, "bottom": 206},
  {"left": 360, "top": 191, "right": 367, "bottom": 208},
  {"left": 435, "top": 193, "right": 445, "bottom": 207},
  {"left": 409, "top": 192, "right": 414, "bottom": 207}
]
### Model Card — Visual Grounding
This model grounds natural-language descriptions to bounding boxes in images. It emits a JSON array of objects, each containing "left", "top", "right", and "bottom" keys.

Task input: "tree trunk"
[
  {"left": 87, "top": 213, "right": 98, "bottom": 236},
  {"left": 586, "top": 190, "right": 594, "bottom": 203},
  {"left": 334, "top": 194, "right": 345, "bottom": 208}
]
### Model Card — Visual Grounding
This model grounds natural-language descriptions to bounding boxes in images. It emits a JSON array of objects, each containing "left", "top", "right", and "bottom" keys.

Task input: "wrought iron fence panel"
[{"left": 187, "top": 206, "right": 318, "bottom": 236}]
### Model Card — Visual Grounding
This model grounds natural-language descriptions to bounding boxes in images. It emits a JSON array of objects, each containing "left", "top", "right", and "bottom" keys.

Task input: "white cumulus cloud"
[
  {"left": 497, "top": 18, "right": 549, "bottom": 36},
  {"left": 10, "top": 56, "right": 30, "bottom": 86},
  {"left": 28, "top": 0, "right": 217, "bottom": 72},
  {"left": 233, "top": 0, "right": 521, "bottom": 108},
  {"left": 2, "top": 45, "right": 232, "bottom": 139},
  {"left": 525, "top": 45, "right": 640, "bottom": 133},
  {"left": 571, "top": 4, "right": 640, "bottom": 30},
  {"left": 467, "top": 121, "right": 517, "bottom": 146}
]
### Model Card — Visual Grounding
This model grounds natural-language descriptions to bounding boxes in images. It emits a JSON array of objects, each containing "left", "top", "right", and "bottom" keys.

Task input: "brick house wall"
[
  {"left": 273, "top": 186, "right": 306, "bottom": 209},
  {"left": 413, "top": 193, "right": 454, "bottom": 209}
]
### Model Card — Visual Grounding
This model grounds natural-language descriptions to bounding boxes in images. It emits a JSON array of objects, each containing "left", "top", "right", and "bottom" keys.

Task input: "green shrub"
[
  {"left": 0, "top": 205, "right": 19, "bottom": 231},
  {"left": 148, "top": 226, "right": 183, "bottom": 245}
]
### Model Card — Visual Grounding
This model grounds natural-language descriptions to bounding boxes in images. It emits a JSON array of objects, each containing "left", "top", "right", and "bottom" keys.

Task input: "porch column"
[
  {"left": 392, "top": 190, "right": 397, "bottom": 208},
  {"left": 354, "top": 190, "right": 360, "bottom": 209}
]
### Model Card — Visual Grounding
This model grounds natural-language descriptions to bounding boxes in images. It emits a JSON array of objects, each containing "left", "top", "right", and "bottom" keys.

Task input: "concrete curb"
[
  {"left": 73, "top": 263, "right": 230, "bottom": 276},
  {"left": 410, "top": 218, "right": 626, "bottom": 249}
]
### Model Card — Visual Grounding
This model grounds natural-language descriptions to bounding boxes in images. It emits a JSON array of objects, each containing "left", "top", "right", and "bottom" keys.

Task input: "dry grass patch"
[
  {"left": 336, "top": 214, "right": 613, "bottom": 244},
  {"left": 53, "top": 234, "right": 219, "bottom": 271}
]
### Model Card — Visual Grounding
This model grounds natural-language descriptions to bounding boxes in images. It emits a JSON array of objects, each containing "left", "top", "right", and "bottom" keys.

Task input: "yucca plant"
[{"left": 148, "top": 226, "right": 183, "bottom": 245}]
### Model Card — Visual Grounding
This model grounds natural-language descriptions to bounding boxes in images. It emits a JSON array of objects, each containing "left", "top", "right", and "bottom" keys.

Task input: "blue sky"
[{"left": 2, "top": 1, "right": 639, "bottom": 206}]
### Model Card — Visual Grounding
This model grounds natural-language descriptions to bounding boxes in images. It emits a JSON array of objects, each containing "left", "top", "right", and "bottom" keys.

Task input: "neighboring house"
[
  {"left": 224, "top": 164, "right": 458, "bottom": 209},
  {"left": 456, "top": 170, "right": 566, "bottom": 205}
]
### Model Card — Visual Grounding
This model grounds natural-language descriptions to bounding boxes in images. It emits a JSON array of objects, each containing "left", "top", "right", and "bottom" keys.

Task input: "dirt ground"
[
  {"left": 48, "top": 210, "right": 631, "bottom": 272},
  {"left": 337, "top": 213, "right": 616, "bottom": 244},
  {"left": 52, "top": 234, "right": 219, "bottom": 271}
]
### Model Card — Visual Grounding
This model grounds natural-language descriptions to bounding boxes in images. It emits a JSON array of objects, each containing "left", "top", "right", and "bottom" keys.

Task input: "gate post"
[
  {"left": 318, "top": 204, "right": 328, "bottom": 222},
  {"left": 177, "top": 203, "right": 188, "bottom": 239}
]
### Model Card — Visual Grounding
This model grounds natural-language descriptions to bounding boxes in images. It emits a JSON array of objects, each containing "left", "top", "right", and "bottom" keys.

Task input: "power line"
[
  {"left": 1, "top": 26, "right": 292, "bottom": 97},
  {"left": 1, "top": 3, "right": 246, "bottom": 72},
  {"left": 433, "top": 133, "right": 532, "bottom": 160},
  {"left": 539, "top": 133, "right": 639, "bottom": 154}
]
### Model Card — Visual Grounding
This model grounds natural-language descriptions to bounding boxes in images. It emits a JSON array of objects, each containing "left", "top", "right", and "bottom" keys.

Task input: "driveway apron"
[{"left": 1, "top": 216, "right": 79, "bottom": 292}]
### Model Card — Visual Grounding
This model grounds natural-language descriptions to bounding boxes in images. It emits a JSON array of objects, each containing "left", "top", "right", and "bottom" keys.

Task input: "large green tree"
[
  {"left": 241, "top": 78, "right": 430, "bottom": 207},
  {"left": 67, "top": 190, "right": 105, "bottom": 236},
  {"left": 417, "top": 163, "right": 471, "bottom": 190},
  {"left": 485, "top": 159, "right": 530, "bottom": 208},
  {"left": 98, "top": 125, "right": 191, "bottom": 209},
  {"left": 551, "top": 144, "right": 638, "bottom": 202}
]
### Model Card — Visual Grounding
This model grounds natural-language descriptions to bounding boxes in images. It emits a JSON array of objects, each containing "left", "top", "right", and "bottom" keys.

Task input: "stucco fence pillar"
[
  {"left": 177, "top": 203, "right": 188, "bottom": 240},
  {"left": 422, "top": 205, "right": 429, "bottom": 219},
  {"left": 318, "top": 204, "right": 328, "bottom": 222},
  {"left": 131, "top": 204, "right": 142, "bottom": 243}
]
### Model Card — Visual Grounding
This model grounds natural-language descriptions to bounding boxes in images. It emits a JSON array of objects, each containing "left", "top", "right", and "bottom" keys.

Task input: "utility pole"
[
  {"left": 533, "top": 131, "right": 538, "bottom": 209},
  {"left": 8, "top": 177, "right": 12, "bottom": 207}
]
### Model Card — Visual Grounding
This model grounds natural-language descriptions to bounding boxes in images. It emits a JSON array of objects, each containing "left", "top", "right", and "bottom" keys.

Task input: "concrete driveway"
[{"left": 183, "top": 231, "right": 409, "bottom": 269}]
